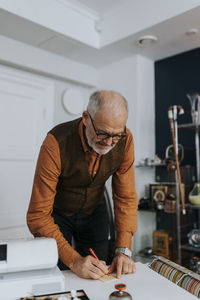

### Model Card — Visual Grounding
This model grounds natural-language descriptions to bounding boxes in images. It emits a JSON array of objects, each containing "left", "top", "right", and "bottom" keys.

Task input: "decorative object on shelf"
[
  {"left": 138, "top": 196, "right": 152, "bottom": 210},
  {"left": 178, "top": 121, "right": 200, "bottom": 189},
  {"left": 134, "top": 248, "right": 154, "bottom": 264},
  {"left": 62, "top": 88, "right": 85, "bottom": 115},
  {"left": 165, "top": 144, "right": 184, "bottom": 163},
  {"left": 168, "top": 105, "right": 186, "bottom": 215},
  {"left": 152, "top": 231, "right": 172, "bottom": 259},
  {"left": 188, "top": 93, "right": 200, "bottom": 182},
  {"left": 153, "top": 189, "right": 166, "bottom": 210},
  {"left": 188, "top": 182, "right": 200, "bottom": 205},
  {"left": 190, "top": 256, "right": 200, "bottom": 274},
  {"left": 150, "top": 183, "right": 185, "bottom": 211},
  {"left": 165, "top": 157, "right": 176, "bottom": 172},
  {"left": 186, "top": 92, "right": 200, "bottom": 125},
  {"left": 136, "top": 155, "right": 163, "bottom": 167},
  {"left": 187, "top": 229, "right": 200, "bottom": 248},
  {"left": 164, "top": 193, "right": 176, "bottom": 213},
  {"left": 151, "top": 184, "right": 168, "bottom": 210}
]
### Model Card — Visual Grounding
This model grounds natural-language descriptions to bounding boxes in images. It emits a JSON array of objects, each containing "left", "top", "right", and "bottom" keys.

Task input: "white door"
[{"left": 0, "top": 65, "right": 54, "bottom": 238}]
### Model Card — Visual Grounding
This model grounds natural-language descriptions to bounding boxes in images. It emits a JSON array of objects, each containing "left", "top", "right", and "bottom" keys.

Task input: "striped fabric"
[{"left": 150, "top": 256, "right": 200, "bottom": 297}]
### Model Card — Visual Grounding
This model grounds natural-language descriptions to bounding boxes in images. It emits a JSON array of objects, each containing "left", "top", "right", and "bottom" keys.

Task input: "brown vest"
[{"left": 49, "top": 118, "right": 125, "bottom": 215}]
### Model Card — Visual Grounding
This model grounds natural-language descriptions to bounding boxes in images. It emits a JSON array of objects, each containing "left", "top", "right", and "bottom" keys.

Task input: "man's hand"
[
  {"left": 69, "top": 255, "right": 109, "bottom": 279},
  {"left": 108, "top": 253, "right": 136, "bottom": 278}
]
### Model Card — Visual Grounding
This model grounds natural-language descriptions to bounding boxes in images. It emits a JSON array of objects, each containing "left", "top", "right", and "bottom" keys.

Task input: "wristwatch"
[{"left": 115, "top": 247, "right": 132, "bottom": 258}]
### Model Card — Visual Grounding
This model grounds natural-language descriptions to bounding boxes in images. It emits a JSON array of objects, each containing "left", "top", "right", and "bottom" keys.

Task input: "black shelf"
[
  {"left": 188, "top": 204, "right": 200, "bottom": 210},
  {"left": 178, "top": 123, "right": 200, "bottom": 130},
  {"left": 136, "top": 163, "right": 166, "bottom": 168},
  {"left": 181, "top": 244, "right": 200, "bottom": 253}
]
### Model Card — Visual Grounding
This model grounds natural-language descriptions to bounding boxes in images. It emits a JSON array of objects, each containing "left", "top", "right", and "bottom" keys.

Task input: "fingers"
[
  {"left": 69, "top": 255, "right": 106, "bottom": 279},
  {"left": 69, "top": 253, "right": 136, "bottom": 280},
  {"left": 131, "top": 260, "right": 136, "bottom": 273},
  {"left": 121, "top": 258, "right": 134, "bottom": 274},
  {"left": 112, "top": 254, "right": 136, "bottom": 279},
  {"left": 116, "top": 256, "right": 123, "bottom": 278},
  {"left": 108, "top": 261, "right": 115, "bottom": 274},
  {"left": 89, "top": 257, "right": 108, "bottom": 278},
  {"left": 97, "top": 259, "right": 109, "bottom": 274}
]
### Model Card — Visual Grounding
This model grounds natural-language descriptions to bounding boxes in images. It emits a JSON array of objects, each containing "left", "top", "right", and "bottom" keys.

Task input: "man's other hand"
[
  {"left": 69, "top": 255, "right": 109, "bottom": 279},
  {"left": 108, "top": 253, "right": 136, "bottom": 279}
]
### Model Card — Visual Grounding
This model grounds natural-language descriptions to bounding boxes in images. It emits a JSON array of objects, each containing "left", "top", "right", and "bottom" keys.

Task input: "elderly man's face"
[{"left": 83, "top": 109, "right": 127, "bottom": 155}]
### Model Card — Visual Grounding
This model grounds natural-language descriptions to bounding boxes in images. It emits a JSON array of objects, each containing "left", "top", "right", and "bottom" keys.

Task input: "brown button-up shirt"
[{"left": 27, "top": 120, "right": 138, "bottom": 267}]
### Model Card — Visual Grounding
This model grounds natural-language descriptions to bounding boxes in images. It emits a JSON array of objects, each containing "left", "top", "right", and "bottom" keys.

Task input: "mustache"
[{"left": 97, "top": 141, "right": 115, "bottom": 147}]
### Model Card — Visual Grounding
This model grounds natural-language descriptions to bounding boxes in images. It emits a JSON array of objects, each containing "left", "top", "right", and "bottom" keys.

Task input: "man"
[{"left": 27, "top": 90, "right": 138, "bottom": 279}]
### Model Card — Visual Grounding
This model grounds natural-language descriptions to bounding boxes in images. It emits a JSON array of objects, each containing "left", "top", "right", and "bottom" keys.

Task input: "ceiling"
[
  {"left": 72, "top": 0, "right": 125, "bottom": 16},
  {"left": 0, "top": 1, "right": 200, "bottom": 68}
]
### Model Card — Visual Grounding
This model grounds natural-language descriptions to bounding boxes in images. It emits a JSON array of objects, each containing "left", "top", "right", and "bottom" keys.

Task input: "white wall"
[
  {"left": 0, "top": 65, "right": 54, "bottom": 239},
  {"left": 134, "top": 56, "right": 156, "bottom": 252},
  {"left": 0, "top": 44, "right": 97, "bottom": 239},
  {"left": 0, "top": 36, "right": 156, "bottom": 253},
  {"left": 98, "top": 55, "right": 156, "bottom": 253}
]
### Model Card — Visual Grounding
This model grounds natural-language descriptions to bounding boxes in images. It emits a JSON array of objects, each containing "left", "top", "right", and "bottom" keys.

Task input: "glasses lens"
[
  {"left": 97, "top": 134, "right": 110, "bottom": 140},
  {"left": 97, "top": 134, "right": 124, "bottom": 142},
  {"left": 112, "top": 135, "right": 124, "bottom": 142}
]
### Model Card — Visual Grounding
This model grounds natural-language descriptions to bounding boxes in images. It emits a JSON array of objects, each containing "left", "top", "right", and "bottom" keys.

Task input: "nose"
[{"left": 104, "top": 136, "right": 113, "bottom": 146}]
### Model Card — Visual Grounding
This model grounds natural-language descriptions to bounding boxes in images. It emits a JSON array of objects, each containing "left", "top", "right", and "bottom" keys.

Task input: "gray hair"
[{"left": 87, "top": 90, "right": 128, "bottom": 117}]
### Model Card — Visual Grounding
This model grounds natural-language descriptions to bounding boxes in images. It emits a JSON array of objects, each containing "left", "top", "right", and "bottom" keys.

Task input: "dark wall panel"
[{"left": 155, "top": 47, "right": 200, "bottom": 167}]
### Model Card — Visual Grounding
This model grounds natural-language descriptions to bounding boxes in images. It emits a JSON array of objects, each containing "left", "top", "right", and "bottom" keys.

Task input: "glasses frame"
[{"left": 88, "top": 113, "right": 126, "bottom": 142}]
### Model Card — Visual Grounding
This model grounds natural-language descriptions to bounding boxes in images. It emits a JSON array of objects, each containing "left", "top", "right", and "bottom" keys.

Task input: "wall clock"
[{"left": 62, "top": 88, "right": 85, "bottom": 115}]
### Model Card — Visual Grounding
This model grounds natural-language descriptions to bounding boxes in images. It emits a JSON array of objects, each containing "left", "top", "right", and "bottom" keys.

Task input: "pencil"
[
  {"left": 89, "top": 248, "right": 99, "bottom": 260},
  {"left": 89, "top": 248, "right": 111, "bottom": 276}
]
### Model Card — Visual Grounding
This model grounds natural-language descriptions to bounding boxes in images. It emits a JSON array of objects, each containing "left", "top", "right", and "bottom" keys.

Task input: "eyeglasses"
[{"left": 88, "top": 113, "right": 126, "bottom": 142}]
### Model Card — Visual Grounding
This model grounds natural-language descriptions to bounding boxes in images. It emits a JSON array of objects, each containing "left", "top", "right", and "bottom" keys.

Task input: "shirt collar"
[{"left": 79, "top": 119, "right": 90, "bottom": 153}]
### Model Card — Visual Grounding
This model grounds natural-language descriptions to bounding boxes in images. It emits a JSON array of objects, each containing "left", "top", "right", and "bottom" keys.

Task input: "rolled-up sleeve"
[{"left": 112, "top": 129, "right": 138, "bottom": 249}]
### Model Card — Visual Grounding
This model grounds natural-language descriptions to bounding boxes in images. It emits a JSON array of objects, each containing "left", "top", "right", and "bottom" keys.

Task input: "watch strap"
[{"left": 115, "top": 247, "right": 132, "bottom": 258}]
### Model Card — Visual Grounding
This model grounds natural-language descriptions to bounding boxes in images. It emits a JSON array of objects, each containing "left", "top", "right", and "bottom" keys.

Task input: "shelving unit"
[
  {"left": 137, "top": 122, "right": 199, "bottom": 268},
  {"left": 177, "top": 122, "right": 200, "bottom": 266}
]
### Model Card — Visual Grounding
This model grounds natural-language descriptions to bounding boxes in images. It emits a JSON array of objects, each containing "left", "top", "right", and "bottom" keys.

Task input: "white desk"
[{"left": 63, "top": 262, "right": 197, "bottom": 300}]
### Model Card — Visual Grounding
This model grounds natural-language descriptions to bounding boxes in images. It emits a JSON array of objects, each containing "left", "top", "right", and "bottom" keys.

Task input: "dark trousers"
[{"left": 52, "top": 203, "right": 109, "bottom": 270}]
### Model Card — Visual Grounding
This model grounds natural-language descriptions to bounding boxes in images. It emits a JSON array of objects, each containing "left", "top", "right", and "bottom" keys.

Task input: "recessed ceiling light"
[
  {"left": 185, "top": 28, "right": 198, "bottom": 36},
  {"left": 137, "top": 35, "right": 158, "bottom": 47}
]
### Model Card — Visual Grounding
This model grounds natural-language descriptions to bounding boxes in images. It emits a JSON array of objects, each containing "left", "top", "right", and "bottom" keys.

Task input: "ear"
[{"left": 82, "top": 110, "right": 89, "bottom": 126}]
